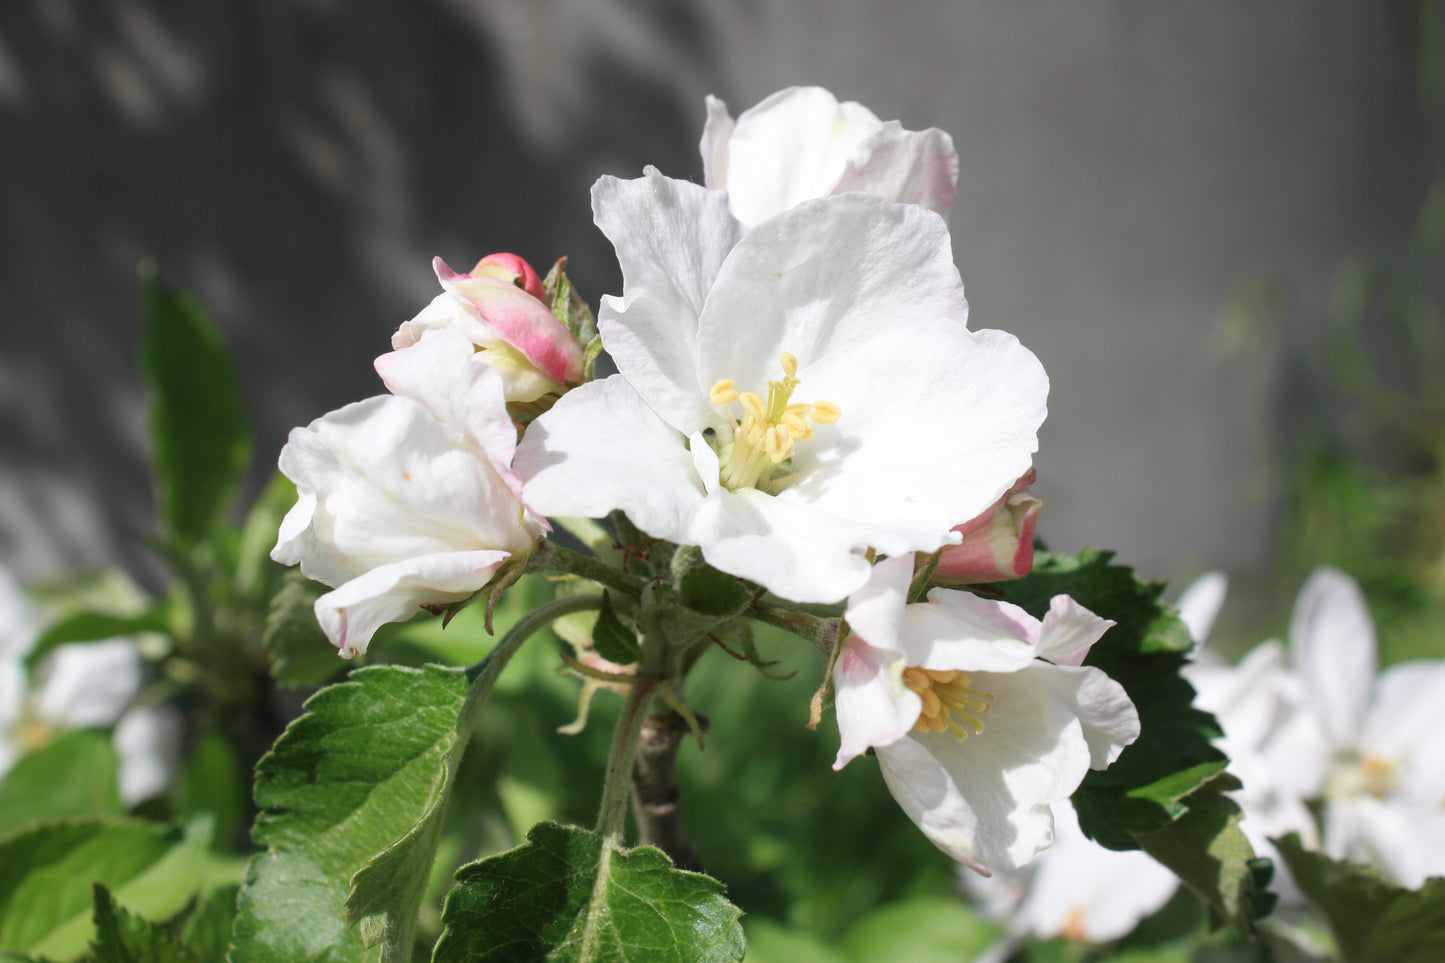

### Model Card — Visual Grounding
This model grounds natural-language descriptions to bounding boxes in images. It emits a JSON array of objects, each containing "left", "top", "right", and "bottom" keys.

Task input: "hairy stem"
[
  {"left": 746, "top": 601, "right": 841, "bottom": 654},
  {"left": 466, "top": 592, "right": 602, "bottom": 684},
  {"left": 527, "top": 538, "right": 645, "bottom": 599},
  {"left": 631, "top": 708, "right": 708, "bottom": 871},
  {"left": 596, "top": 679, "right": 653, "bottom": 843}
]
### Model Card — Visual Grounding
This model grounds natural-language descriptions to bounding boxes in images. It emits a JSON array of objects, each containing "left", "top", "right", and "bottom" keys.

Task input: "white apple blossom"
[
  {"left": 0, "top": 567, "right": 178, "bottom": 804},
  {"left": 700, "top": 86, "right": 958, "bottom": 227},
  {"left": 516, "top": 168, "right": 1048, "bottom": 604},
  {"left": 1274, "top": 567, "right": 1445, "bottom": 888},
  {"left": 273, "top": 326, "right": 545, "bottom": 657},
  {"left": 832, "top": 555, "right": 1140, "bottom": 875}
]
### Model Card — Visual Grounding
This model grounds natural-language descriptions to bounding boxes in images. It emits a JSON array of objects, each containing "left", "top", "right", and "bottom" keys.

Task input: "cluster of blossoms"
[
  {"left": 272, "top": 87, "right": 1141, "bottom": 875},
  {"left": 966, "top": 566, "right": 1445, "bottom": 946}
]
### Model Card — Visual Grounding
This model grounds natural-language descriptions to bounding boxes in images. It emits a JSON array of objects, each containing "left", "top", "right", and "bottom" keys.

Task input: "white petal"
[
  {"left": 1030, "top": 663, "right": 1141, "bottom": 769},
  {"left": 902, "top": 588, "right": 1039, "bottom": 672},
  {"left": 699, "top": 95, "right": 733, "bottom": 190},
  {"left": 719, "top": 86, "right": 880, "bottom": 226},
  {"left": 0, "top": 566, "right": 38, "bottom": 661},
  {"left": 833, "top": 122, "right": 959, "bottom": 219},
  {"left": 1175, "top": 571, "right": 1228, "bottom": 644},
  {"left": 1034, "top": 595, "right": 1115, "bottom": 667},
  {"left": 114, "top": 704, "right": 182, "bottom": 805},
  {"left": 876, "top": 669, "right": 1094, "bottom": 874},
  {"left": 1345, "top": 797, "right": 1445, "bottom": 889},
  {"left": 274, "top": 395, "right": 532, "bottom": 586},
  {"left": 515, "top": 376, "right": 705, "bottom": 547},
  {"left": 35, "top": 640, "right": 142, "bottom": 728},
  {"left": 1290, "top": 567, "right": 1376, "bottom": 745},
  {"left": 592, "top": 168, "right": 743, "bottom": 433},
  {"left": 1185, "top": 639, "right": 1289, "bottom": 753},
  {"left": 832, "top": 637, "right": 919, "bottom": 770},
  {"left": 842, "top": 554, "right": 913, "bottom": 657},
  {"left": 1364, "top": 660, "right": 1445, "bottom": 799},
  {"left": 315, "top": 550, "right": 512, "bottom": 658}
]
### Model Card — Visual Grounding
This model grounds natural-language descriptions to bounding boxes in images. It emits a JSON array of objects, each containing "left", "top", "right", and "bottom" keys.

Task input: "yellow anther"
[
  {"left": 781, "top": 411, "right": 810, "bottom": 436},
  {"left": 920, "top": 688, "right": 942, "bottom": 718},
  {"left": 710, "top": 379, "right": 740, "bottom": 405},
  {"left": 739, "top": 392, "right": 767, "bottom": 421},
  {"left": 810, "top": 401, "right": 841, "bottom": 424},
  {"left": 780, "top": 352, "right": 799, "bottom": 378},
  {"left": 906, "top": 665, "right": 992, "bottom": 741}
]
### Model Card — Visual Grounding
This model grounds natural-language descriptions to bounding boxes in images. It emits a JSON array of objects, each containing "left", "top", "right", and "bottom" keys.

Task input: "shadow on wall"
[{"left": 0, "top": 0, "right": 721, "bottom": 583}]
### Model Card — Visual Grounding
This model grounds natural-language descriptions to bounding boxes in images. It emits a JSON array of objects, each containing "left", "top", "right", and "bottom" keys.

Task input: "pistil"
[{"left": 709, "top": 353, "right": 840, "bottom": 492}]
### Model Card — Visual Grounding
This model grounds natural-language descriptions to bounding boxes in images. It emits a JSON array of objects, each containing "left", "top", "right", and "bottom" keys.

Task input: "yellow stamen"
[
  {"left": 905, "top": 666, "right": 994, "bottom": 740},
  {"left": 707, "top": 352, "right": 841, "bottom": 492},
  {"left": 709, "top": 379, "right": 739, "bottom": 405}
]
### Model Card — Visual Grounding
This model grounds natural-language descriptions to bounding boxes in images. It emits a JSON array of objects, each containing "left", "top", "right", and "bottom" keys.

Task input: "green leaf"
[
  {"left": 541, "top": 260, "right": 598, "bottom": 346},
  {"left": 591, "top": 593, "right": 641, "bottom": 664},
  {"left": 85, "top": 883, "right": 200, "bottom": 963},
  {"left": 677, "top": 562, "right": 754, "bottom": 620},
  {"left": 234, "top": 472, "right": 296, "bottom": 601},
  {"left": 162, "top": 885, "right": 238, "bottom": 963},
  {"left": 432, "top": 822, "right": 744, "bottom": 962},
  {"left": 1133, "top": 788, "right": 1274, "bottom": 933},
  {"left": 140, "top": 271, "right": 252, "bottom": 546},
  {"left": 837, "top": 895, "right": 1000, "bottom": 963},
  {"left": 0, "top": 818, "right": 211, "bottom": 961},
  {"left": 262, "top": 572, "right": 346, "bottom": 689},
  {"left": 1275, "top": 834, "right": 1445, "bottom": 963},
  {"left": 1000, "top": 550, "right": 1227, "bottom": 842},
  {"left": 0, "top": 731, "right": 121, "bottom": 838},
  {"left": 232, "top": 664, "right": 479, "bottom": 963},
  {"left": 169, "top": 734, "right": 242, "bottom": 853},
  {"left": 24, "top": 602, "right": 174, "bottom": 675},
  {"left": 741, "top": 921, "right": 844, "bottom": 963}
]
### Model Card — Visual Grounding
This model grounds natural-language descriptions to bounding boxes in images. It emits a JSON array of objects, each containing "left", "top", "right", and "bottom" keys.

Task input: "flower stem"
[
  {"left": 465, "top": 592, "right": 603, "bottom": 684},
  {"left": 527, "top": 538, "right": 645, "bottom": 599},
  {"left": 596, "top": 677, "right": 654, "bottom": 843},
  {"left": 746, "top": 601, "right": 841, "bottom": 654},
  {"left": 631, "top": 707, "right": 707, "bottom": 871}
]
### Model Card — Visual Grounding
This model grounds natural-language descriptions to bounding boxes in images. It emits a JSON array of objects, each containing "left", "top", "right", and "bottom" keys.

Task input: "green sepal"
[
  {"left": 591, "top": 593, "right": 642, "bottom": 664},
  {"left": 432, "top": 822, "right": 744, "bottom": 962}
]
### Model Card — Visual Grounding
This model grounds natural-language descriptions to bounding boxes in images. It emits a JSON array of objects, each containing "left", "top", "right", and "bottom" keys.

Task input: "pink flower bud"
[
  {"left": 470, "top": 252, "right": 546, "bottom": 303},
  {"left": 933, "top": 470, "right": 1041, "bottom": 583}
]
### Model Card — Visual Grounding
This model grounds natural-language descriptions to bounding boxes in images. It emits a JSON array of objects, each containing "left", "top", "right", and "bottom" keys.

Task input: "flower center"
[
  {"left": 902, "top": 667, "right": 994, "bottom": 739},
  {"left": 1326, "top": 752, "right": 1400, "bottom": 801},
  {"left": 709, "top": 353, "right": 840, "bottom": 492}
]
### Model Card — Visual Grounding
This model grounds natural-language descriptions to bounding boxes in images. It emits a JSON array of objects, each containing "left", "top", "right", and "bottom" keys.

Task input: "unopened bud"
[{"left": 933, "top": 470, "right": 1041, "bottom": 584}]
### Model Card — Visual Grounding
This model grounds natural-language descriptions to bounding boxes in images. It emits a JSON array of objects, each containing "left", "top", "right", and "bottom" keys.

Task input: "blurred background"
[{"left": 1, "top": 0, "right": 1441, "bottom": 645}]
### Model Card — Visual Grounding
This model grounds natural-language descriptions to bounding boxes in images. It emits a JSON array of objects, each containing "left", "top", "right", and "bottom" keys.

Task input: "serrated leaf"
[
  {"left": 0, "top": 731, "right": 121, "bottom": 838},
  {"left": 592, "top": 593, "right": 641, "bottom": 664},
  {"left": 162, "top": 885, "right": 237, "bottom": 963},
  {"left": 1134, "top": 786, "right": 1273, "bottom": 933},
  {"left": 85, "top": 883, "right": 200, "bottom": 963},
  {"left": 432, "top": 822, "right": 744, "bottom": 962},
  {"left": 232, "top": 664, "right": 481, "bottom": 962},
  {"left": 140, "top": 272, "right": 252, "bottom": 546},
  {"left": 677, "top": 564, "right": 753, "bottom": 620},
  {"left": 1275, "top": 834, "right": 1445, "bottom": 963},
  {"left": 262, "top": 573, "right": 345, "bottom": 689},
  {"left": 0, "top": 818, "right": 211, "bottom": 961},
  {"left": 999, "top": 551, "right": 1227, "bottom": 844}
]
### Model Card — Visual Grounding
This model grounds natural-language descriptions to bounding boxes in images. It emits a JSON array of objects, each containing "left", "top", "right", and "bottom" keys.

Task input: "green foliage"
[
  {"left": 591, "top": 593, "right": 641, "bottom": 664},
  {"left": 432, "top": 822, "right": 744, "bottom": 962},
  {"left": 1000, "top": 550, "right": 1267, "bottom": 931},
  {"left": 232, "top": 664, "right": 479, "bottom": 963},
  {"left": 164, "top": 885, "right": 239, "bottom": 962},
  {"left": 139, "top": 271, "right": 252, "bottom": 548},
  {"left": 0, "top": 818, "right": 211, "bottom": 961},
  {"left": 24, "top": 601, "right": 176, "bottom": 675},
  {"left": 1275, "top": 834, "right": 1445, "bottom": 963},
  {"left": 83, "top": 884, "right": 199, "bottom": 963},
  {"left": 836, "top": 895, "right": 999, "bottom": 962},
  {"left": 169, "top": 733, "right": 243, "bottom": 854},
  {"left": 262, "top": 572, "right": 345, "bottom": 689},
  {"left": 0, "top": 732, "right": 121, "bottom": 838}
]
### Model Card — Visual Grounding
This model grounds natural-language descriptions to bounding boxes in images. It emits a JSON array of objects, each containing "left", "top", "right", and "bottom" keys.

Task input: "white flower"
[
  {"left": 832, "top": 555, "right": 1140, "bottom": 874},
  {"left": 0, "top": 567, "right": 178, "bottom": 803},
  {"left": 273, "top": 327, "right": 544, "bottom": 657},
  {"left": 1278, "top": 567, "right": 1445, "bottom": 888},
  {"left": 516, "top": 168, "right": 1048, "bottom": 604},
  {"left": 700, "top": 86, "right": 958, "bottom": 227},
  {"left": 1175, "top": 570, "right": 1228, "bottom": 644},
  {"left": 962, "top": 800, "right": 1179, "bottom": 945}
]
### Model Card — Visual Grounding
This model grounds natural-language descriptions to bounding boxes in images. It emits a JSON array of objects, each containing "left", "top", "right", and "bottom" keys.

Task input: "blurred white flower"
[
  {"left": 0, "top": 567, "right": 178, "bottom": 802},
  {"left": 700, "top": 86, "right": 958, "bottom": 227},
  {"left": 832, "top": 555, "right": 1139, "bottom": 874},
  {"left": 961, "top": 800, "right": 1179, "bottom": 946},
  {"left": 1175, "top": 570, "right": 1228, "bottom": 644}
]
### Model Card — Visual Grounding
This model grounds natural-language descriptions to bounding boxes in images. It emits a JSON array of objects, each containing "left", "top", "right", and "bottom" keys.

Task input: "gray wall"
[{"left": 0, "top": 1, "right": 1426, "bottom": 587}]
